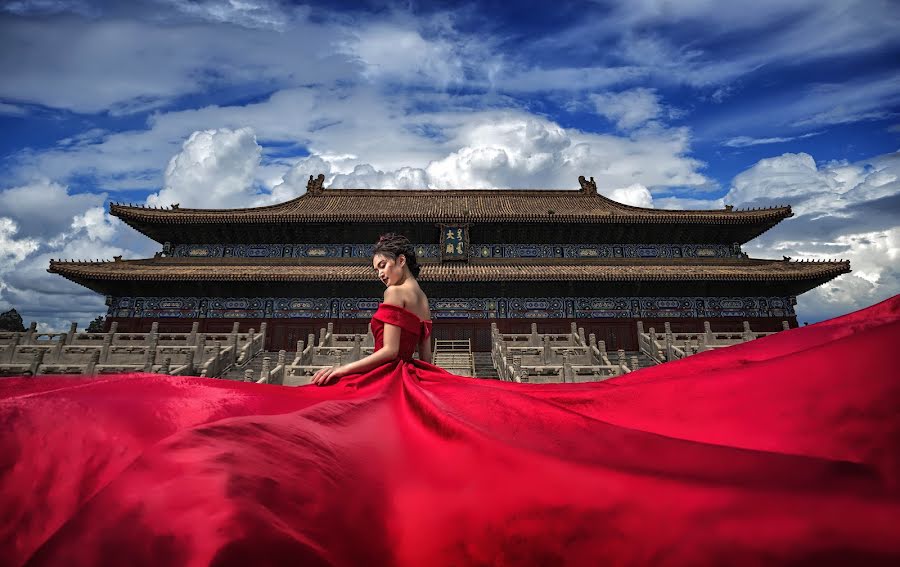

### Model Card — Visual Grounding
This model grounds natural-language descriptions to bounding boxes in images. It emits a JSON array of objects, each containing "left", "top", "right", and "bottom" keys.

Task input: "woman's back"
[{"left": 391, "top": 279, "right": 431, "bottom": 322}]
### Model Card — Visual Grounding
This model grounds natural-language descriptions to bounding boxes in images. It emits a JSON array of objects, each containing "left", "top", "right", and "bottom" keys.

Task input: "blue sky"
[{"left": 1, "top": 0, "right": 898, "bottom": 329}]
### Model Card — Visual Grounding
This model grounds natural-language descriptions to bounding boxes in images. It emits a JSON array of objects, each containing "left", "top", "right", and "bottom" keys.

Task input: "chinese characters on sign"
[{"left": 441, "top": 225, "right": 468, "bottom": 261}]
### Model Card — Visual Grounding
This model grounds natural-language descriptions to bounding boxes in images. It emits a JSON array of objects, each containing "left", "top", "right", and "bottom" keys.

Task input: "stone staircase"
[
  {"left": 221, "top": 350, "right": 293, "bottom": 381},
  {"left": 473, "top": 352, "right": 499, "bottom": 379},
  {"left": 625, "top": 350, "right": 658, "bottom": 371},
  {"left": 432, "top": 339, "right": 476, "bottom": 377}
]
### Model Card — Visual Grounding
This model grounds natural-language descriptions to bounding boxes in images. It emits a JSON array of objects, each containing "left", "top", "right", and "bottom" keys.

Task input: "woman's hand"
[{"left": 311, "top": 365, "right": 343, "bottom": 386}]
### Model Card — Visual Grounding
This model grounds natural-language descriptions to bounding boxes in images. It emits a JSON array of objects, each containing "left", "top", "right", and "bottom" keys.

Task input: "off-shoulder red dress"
[{"left": 1, "top": 299, "right": 899, "bottom": 566}]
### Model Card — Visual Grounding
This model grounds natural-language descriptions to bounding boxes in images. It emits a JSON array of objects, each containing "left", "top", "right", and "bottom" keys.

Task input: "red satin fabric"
[
  {"left": 2, "top": 296, "right": 899, "bottom": 566},
  {"left": 370, "top": 303, "right": 432, "bottom": 360}
]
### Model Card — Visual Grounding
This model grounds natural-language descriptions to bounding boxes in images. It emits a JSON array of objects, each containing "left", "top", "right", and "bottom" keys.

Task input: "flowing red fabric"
[{"left": 2, "top": 297, "right": 900, "bottom": 566}]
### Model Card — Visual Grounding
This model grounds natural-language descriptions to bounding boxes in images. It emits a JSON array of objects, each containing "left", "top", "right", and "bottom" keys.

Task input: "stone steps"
[
  {"left": 624, "top": 351, "right": 659, "bottom": 370},
  {"left": 473, "top": 352, "right": 499, "bottom": 379}
]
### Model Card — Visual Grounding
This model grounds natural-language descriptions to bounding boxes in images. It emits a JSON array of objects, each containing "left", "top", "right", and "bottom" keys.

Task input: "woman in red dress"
[
  {"left": 1, "top": 235, "right": 899, "bottom": 567},
  {"left": 311, "top": 233, "right": 432, "bottom": 386}
]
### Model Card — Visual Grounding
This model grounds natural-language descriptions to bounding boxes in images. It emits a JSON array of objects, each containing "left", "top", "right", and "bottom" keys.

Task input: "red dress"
[{"left": 2, "top": 299, "right": 900, "bottom": 567}]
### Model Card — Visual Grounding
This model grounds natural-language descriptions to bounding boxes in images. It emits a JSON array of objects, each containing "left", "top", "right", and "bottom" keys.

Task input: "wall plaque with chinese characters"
[{"left": 439, "top": 224, "right": 470, "bottom": 262}]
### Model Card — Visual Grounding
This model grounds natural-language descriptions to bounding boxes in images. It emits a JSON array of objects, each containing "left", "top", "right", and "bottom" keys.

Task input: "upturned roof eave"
[{"left": 47, "top": 258, "right": 851, "bottom": 283}]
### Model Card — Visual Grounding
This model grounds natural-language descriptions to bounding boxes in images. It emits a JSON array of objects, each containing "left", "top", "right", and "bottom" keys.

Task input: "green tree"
[
  {"left": 86, "top": 315, "right": 106, "bottom": 333},
  {"left": 0, "top": 309, "right": 26, "bottom": 332}
]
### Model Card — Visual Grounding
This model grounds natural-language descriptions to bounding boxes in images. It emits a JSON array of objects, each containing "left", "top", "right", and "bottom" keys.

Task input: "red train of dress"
[{"left": 1, "top": 297, "right": 899, "bottom": 566}]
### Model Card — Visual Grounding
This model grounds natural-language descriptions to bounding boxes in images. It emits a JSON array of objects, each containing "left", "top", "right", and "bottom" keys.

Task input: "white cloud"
[
  {"left": 609, "top": 183, "right": 654, "bottom": 207},
  {"left": 590, "top": 88, "right": 664, "bottom": 130},
  {"left": 147, "top": 127, "right": 262, "bottom": 208},
  {"left": 653, "top": 195, "right": 725, "bottom": 210},
  {"left": 0, "top": 177, "right": 147, "bottom": 332},
  {"left": 491, "top": 65, "right": 646, "bottom": 93},
  {"left": 70, "top": 207, "right": 120, "bottom": 242},
  {"left": 0, "top": 207, "right": 136, "bottom": 332},
  {"left": 536, "top": 1, "right": 900, "bottom": 91},
  {"left": 423, "top": 114, "right": 571, "bottom": 188},
  {"left": 728, "top": 150, "right": 900, "bottom": 323},
  {"left": 262, "top": 111, "right": 708, "bottom": 195},
  {"left": 340, "top": 24, "right": 465, "bottom": 86},
  {"left": 704, "top": 73, "right": 900, "bottom": 138},
  {"left": 329, "top": 164, "right": 430, "bottom": 190},
  {"left": 266, "top": 154, "right": 333, "bottom": 203},
  {"left": 0, "top": 13, "right": 351, "bottom": 114},
  {"left": 160, "top": 0, "right": 292, "bottom": 30},
  {"left": 727, "top": 152, "right": 829, "bottom": 207},
  {"left": 723, "top": 132, "right": 822, "bottom": 147},
  {"left": 0, "top": 179, "right": 105, "bottom": 237},
  {"left": 0, "top": 218, "right": 39, "bottom": 273},
  {"left": 790, "top": 74, "right": 900, "bottom": 128}
]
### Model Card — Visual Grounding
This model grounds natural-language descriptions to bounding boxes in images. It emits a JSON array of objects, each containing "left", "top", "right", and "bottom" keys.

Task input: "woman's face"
[{"left": 373, "top": 253, "right": 406, "bottom": 287}]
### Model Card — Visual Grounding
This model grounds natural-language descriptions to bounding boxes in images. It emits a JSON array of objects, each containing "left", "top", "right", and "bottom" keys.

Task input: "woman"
[{"left": 311, "top": 233, "right": 432, "bottom": 386}]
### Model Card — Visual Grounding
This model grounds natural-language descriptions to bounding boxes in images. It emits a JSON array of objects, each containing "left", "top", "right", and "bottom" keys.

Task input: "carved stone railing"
[
  {"left": 0, "top": 320, "right": 260, "bottom": 377},
  {"left": 491, "top": 322, "right": 631, "bottom": 383},
  {"left": 637, "top": 320, "right": 789, "bottom": 363},
  {"left": 280, "top": 326, "right": 375, "bottom": 386},
  {"left": 247, "top": 350, "right": 288, "bottom": 385}
]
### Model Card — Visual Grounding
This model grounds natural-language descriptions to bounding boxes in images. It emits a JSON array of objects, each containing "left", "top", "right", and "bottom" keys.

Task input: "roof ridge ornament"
[
  {"left": 577, "top": 175, "right": 597, "bottom": 195},
  {"left": 306, "top": 173, "right": 326, "bottom": 195}
]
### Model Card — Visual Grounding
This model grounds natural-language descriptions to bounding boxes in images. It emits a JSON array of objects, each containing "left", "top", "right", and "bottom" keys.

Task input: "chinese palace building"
[{"left": 49, "top": 175, "right": 850, "bottom": 351}]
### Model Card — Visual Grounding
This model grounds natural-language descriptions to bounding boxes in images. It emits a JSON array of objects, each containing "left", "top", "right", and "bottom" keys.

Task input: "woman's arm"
[
  {"left": 418, "top": 335, "right": 432, "bottom": 364},
  {"left": 311, "top": 323, "right": 401, "bottom": 386},
  {"left": 312, "top": 288, "right": 405, "bottom": 386}
]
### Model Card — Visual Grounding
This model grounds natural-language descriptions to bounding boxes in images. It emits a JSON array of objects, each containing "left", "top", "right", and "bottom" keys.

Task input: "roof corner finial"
[
  {"left": 171, "top": 203, "right": 179, "bottom": 210},
  {"left": 306, "top": 173, "right": 326, "bottom": 195},
  {"left": 724, "top": 204, "right": 734, "bottom": 211},
  {"left": 578, "top": 175, "right": 597, "bottom": 194}
]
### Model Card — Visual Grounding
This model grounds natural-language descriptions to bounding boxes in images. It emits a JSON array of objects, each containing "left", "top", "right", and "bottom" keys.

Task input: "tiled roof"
[
  {"left": 49, "top": 257, "right": 850, "bottom": 284},
  {"left": 110, "top": 178, "right": 792, "bottom": 225}
]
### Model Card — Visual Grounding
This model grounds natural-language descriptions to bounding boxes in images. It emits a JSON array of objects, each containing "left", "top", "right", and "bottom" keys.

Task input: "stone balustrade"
[
  {"left": 636, "top": 320, "right": 790, "bottom": 364},
  {"left": 491, "top": 322, "right": 629, "bottom": 383},
  {"left": 0, "top": 320, "right": 264, "bottom": 378}
]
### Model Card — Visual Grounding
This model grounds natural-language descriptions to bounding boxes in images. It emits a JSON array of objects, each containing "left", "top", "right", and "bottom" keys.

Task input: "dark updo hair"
[{"left": 374, "top": 233, "right": 420, "bottom": 278}]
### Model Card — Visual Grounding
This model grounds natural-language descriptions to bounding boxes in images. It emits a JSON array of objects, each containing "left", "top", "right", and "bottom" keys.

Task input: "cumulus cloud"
[
  {"left": 0, "top": 177, "right": 145, "bottom": 332},
  {"left": 329, "top": 165, "right": 430, "bottom": 190},
  {"left": 265, "top": 112, "right": 708, "bottom": 195},
  {"left": 70, "top": 207, "right": 120, "bottom": 242},
  {"left": 266, "top": 154, "right": 333, "bottom": 203},
  {"left": 609, "top": 184, "right": 654, "bottom": 207},
  {"left": 727, "top": 151, "right": 900, "bottom": 323},
  {"left": 147, "top": 127, "right": 262, "bottom": 208},
  {"left": 0, "top": 218, "right": 39, "bottom": 273},
  {"left": 0, "top": 179, "right": 106, "bottom": 238}
]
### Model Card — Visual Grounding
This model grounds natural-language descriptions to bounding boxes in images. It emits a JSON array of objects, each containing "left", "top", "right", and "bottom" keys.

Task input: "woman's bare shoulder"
[{"left": 382, "top": 285, "right": 405, "bottom": 307}]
